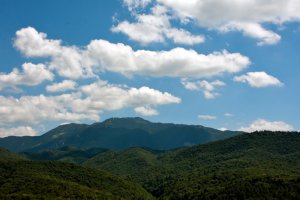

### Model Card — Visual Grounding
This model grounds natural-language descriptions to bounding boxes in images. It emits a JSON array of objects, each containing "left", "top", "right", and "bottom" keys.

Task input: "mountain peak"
[
  {"left": 101, "top": 117, "right": 150, "bottom": 127},
  {"left": 103, "top": 117, "right": 149, "bottom": 123}
]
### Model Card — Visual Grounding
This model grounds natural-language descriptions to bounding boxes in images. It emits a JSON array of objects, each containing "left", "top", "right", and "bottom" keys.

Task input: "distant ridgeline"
[
  {"left": 0, "top": 117, "right": 240, "bottom": 152},
  {"left": 1, "top": 131, "right": 300, "bottom": 199}
]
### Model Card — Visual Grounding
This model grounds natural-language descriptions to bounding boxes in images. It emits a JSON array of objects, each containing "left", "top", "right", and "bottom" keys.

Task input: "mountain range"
[
  {"left": 0, "top": 117, "right": 240, "bottom": 152},
  {"left": 0, "top": 118, "right": 299, "bottom": 199},
  {"left": 1, "top": 131, "right": 300, "bottom": 199}
]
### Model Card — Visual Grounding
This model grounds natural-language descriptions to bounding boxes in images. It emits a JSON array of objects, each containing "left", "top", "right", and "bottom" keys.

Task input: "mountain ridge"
[{"left": 0, "top": 117, "right": 241, "bottom": 152}]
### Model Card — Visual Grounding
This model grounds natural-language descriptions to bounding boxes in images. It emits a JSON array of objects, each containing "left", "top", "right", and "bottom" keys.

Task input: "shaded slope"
[{"left": 23, "top": 146, "right": 108, "bottom": 164}]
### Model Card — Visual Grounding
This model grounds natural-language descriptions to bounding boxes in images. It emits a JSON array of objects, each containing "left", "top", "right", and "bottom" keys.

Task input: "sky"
[{"left": 0, "top": 0, "right": 299, "bottom": 137}]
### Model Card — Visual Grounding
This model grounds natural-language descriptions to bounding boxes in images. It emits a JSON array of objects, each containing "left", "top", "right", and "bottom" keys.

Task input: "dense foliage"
[
  {"left": 83, "top": 131, "right": 300, "bottom": 199},
  {"left": 0, "top": 152, "right": 154, "bottom": 199},
  {"left": 23, "top": 146, "right": 107, "bottom": 164},
  {"left": 1, "top": 131, "right": 300, "bottom": 199}
]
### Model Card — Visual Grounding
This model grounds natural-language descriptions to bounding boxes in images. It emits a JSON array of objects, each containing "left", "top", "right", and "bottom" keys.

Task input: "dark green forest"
[
  {"left": 0, "top": 148, "right": 154, "bottom": 199},
  {"left": 1, "top": 131, "right": 300, "bottom": 199}
]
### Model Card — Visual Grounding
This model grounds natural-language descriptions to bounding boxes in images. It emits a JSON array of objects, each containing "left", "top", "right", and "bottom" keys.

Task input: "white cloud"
[
  {"left": 87, "top": 40, "right": 250, "bottom": 78},
  {"left": 0, "top": 62, "right": 54, "bottom": 91},
  {"left": 14, "top": 27, "right": 250, "bottom": 80},
  {"left": 234, "top": 71, "right": 283, "bottom": 88},
  {"left": 224, "top": 113, "right": 234, "bottom": 117},
  {"left": 0, "top": 126, "right": 37, "bottom": 138},
  {"left": 112, "top": 5, "right": 205, "bottom": 45},
  {"left": 123, "top": 0, "right": 152, "bottom": 11},
  {"left": 181, "top": 79, "right": 225, "bottom": 99},
  {"left": 14, "top": 27, "right": 61, "bottom": 57},
  {"left": 79, "top": 81, "right": 181, "bottom": 111},
  {"left": 219, "top": 127, "right": 228, "bottom": 131},
  {"left": 134, "top": 106, "right": 159, "bottom": 116},
  {"left": 165, "top": 27, "right": 205, "bottom": 45},
  {"left": 46, "top": 80, "right": 77, "bottom": 93},
  {"left": 0, "top": 80, "right": 180, "bottom": 126},
  {"left": 198, "top": 115, "right": 216, "bottom": 120},
  {"left": 239, "top": 119, "right": 294, "bottom": 132},
  {"left": 112, "top": 18, "right": 165, "bottom": 45},
  {"left": 157, "top": 0, "right": 300, "bottom": 45},
  {"left": 219, "top": 22, "right": 281, "bottom": 46},
  {"left": 14, "top": 27, "right": 93, "bottom": 79},
  {"left": 0, "top": 94, "right": 96, "bottom": 125}
]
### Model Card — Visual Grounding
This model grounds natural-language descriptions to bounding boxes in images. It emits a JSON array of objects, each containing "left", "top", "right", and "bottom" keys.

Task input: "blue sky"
[{"left": 0, "top": 0, "right": 299, "bottom": 136}]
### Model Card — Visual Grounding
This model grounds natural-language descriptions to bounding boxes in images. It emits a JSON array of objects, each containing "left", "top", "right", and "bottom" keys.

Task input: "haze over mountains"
[{"left": 0, "top": 117, "right": 240, "bottom": 152}]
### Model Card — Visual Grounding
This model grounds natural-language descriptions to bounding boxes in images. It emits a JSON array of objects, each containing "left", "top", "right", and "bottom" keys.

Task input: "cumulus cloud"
[
  {"left": 0, "top": 81, "right": 180, "bottom": 126},
  {"left": 14, "top": 27, "right": 250, "bottom": 79},
  {"left": 181, "top": 79, "right": 225, "bottom": 99},
  {"left": 198, "top": 115, "right": 216, "bottom": 120},
  {"left": 46, "top": 80, "right": 77, "bottom": 93},
  {"left": 0, "top": 63, "right": 54, "bottom": 91},
  {"left": 14, "top": 27, "right": 93, "bottom": 79},
  {"left": 134, "top": 106, "right": 159, "bottom": 116},
  {"left": 157, "top": 0, "right": 300, "bottom": 45},
  {"left": 0, "top": 126, "right": 37, "bottom": 138},
  {"left": 87, "top": 40, "right": 250, "bottom": 78},
  {"left": 14, "top": 26, "right": 61, "bottom": 57},
  {"left": 112, "top": 5, "right": 205, "bottom": 45},
  {"left": 239, "top": 119, "right": 294, "bottom": 132},
  {"left": 234, "top": 71, "right": 283, "bottom": 88}
]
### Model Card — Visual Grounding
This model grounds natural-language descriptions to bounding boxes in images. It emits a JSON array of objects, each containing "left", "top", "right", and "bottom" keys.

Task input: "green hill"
[
  {"left": 0, "top": 150, "right": 154, "bottom": 199},
  {"left": 83, "top": 131, "right": 300, "bottom": 199},
  {"left": 0, "top": 117, "right": 240, "bottom": 152}
]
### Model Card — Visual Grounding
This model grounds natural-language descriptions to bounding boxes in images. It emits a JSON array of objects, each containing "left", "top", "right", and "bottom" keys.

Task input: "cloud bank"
[
  {"left": 14, "top": 27, "right": 250, "bottom": 80},
  {"left": 0, "top": 126, "right": 37, "bottom": 138},
  {"left": 0, "top": 80, "right": 180, "bottom": 126}
]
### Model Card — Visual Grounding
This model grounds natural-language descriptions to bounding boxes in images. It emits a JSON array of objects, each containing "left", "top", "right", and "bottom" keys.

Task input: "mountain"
[
  {"left": 83, "top": 131, "right": 300, "bottom": 199},
  {"left": 0, "top": 149, "right": 154, "bottom": 199},
  {"left": 0, "top": 117, "right": 240, "bottom": 152}
]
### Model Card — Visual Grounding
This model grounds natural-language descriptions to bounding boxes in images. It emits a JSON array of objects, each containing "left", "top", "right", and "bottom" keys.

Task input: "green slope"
[
  {"left": 83, "top": 131, "right": 300, "bottom": 199},
  {"left": 0, "top": 150, "right": 154, "bottom": 199}
]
